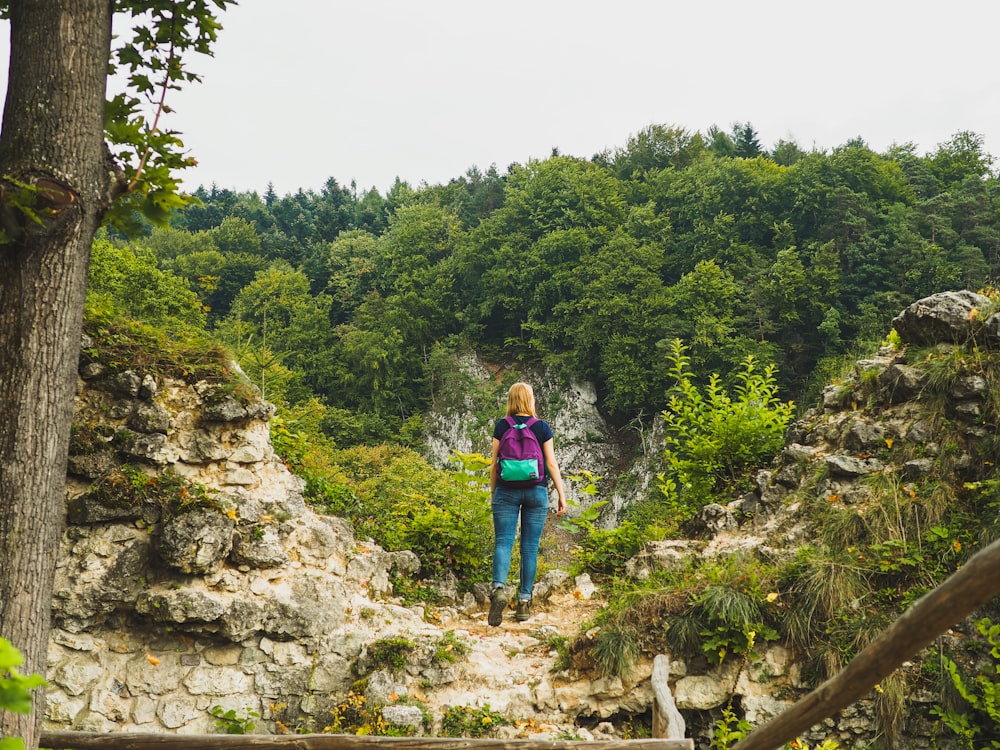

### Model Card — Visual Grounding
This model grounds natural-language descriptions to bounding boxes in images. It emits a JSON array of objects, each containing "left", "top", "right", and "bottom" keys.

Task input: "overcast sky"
[{"left": 9, "top": 1, "right": 1000, "bottom": 197}]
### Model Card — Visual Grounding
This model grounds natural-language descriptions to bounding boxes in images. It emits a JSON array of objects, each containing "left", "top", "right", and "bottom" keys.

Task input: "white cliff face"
[
  {"left": 422, "top": 353, "right": 495, "bottom": 464},
  {"left": 421, "top": 356, "right": 663, "bottom": 524}
]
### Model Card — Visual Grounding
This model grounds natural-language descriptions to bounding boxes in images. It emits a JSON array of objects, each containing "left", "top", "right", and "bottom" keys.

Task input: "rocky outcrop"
[
  {"left": 625, "top": 291, "right": 1000, "bottom": 748},
  {"left": 889, "top": 289, "right": 999, "bottom": 346},
  {"left": 46, "top": 290, "right": 1000, "bottom": 744},
  {"left": 49, "top": 348, "right": 659, "bottom": 738}
]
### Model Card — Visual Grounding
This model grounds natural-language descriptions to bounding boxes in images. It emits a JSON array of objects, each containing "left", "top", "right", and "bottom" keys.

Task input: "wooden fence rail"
[
  {"left": 39, "top": 732, "right": 692, "bottom": 750},
  {"left": 732, "top": 536, "right": 1000, "bottom": 750}
]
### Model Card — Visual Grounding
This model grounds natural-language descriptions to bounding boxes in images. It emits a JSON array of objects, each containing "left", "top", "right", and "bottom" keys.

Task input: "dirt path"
[
  {"left": 462, "top": 583, "right": 603, "bottom": 639},
  {"left": 417, "top": 581, "right": 608, "bottom": 734}
]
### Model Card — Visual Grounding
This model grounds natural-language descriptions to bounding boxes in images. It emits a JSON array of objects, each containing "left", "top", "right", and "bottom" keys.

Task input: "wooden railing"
[
  {"left": 39, "top": 733, "right": 693, "bottom": 750},
  {"left": 732, "top": 537, "right": 1000, "bottom": 750}
]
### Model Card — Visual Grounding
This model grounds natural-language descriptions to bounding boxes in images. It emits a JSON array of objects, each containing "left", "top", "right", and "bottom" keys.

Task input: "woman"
[{"left": 488, "top": 382, "right": 566, "bottom": 626}]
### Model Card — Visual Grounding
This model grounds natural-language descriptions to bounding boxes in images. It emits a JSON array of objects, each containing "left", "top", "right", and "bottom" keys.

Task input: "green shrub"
[
  {"left": 572, "top": 521, "right": 651, "bottom": 577},
  {"left": 209, "top": 705, "right": 259, "bottom": 735},
  {"left": 82, "top": 299, "right": 230, "bottom": 384},
  {"left": 366, "top": 637, "right": 415, "bottom": 672},
  {"left": 659, "top": 339, "right": 794, "bottom": 522},
  {"left": 931, "top": 617, "right": 1000, "bottom": 748},
  {"left": 345, "top": 447, "right": 493, "bottom": 584},
  {"left": 88, "top": 236, "right": 207, "bottom": 333},
  {"left": 710, "top": 706, "right": 752, "bottom": 749},
  {"left": 324, "top": 690, "right": 417, "bottom": 736},
  {"left": 434, "top": 631, "right": 469, "bottom": 665},
  {"left": 440, "top": 704, "right": 509, "bottom": 738},
  {"left": 592, "top": 626, "right": 640, "bottom": 678}
]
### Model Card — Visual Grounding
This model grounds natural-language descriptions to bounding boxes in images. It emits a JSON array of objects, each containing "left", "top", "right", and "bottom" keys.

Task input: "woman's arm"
[
  {"left": 542, "top": 439, "right": 567, "bottom": 515},
  {"left": 490, "top": 437, "right": 500, "bottom": 495}
]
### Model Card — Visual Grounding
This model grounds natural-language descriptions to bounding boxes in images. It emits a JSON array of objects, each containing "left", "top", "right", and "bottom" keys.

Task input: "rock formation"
[{"left": 43, "top": 290, "right": 1000, "bottom": 747}]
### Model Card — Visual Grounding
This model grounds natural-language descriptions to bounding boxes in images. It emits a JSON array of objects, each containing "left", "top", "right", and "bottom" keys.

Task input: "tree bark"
[{"left": 0, "top": 2, "right": 113, "bottom": 748}]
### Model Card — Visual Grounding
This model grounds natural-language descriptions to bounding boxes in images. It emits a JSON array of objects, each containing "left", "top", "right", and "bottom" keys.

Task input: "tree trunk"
[{"left": 0, "top": 2, "right": 113, "bottom": 748}]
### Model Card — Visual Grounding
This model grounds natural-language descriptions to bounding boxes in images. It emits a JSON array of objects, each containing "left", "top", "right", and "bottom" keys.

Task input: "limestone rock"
[
  {"left": 674, "top": 674, "right": 730, "bottom": 710},
  {"left": 66, "top": 483, "right": 155, "bottom": 525},
  {"left": 157, "top": 509, "right": 235, "bottom": 575},
  {"left": 880, "top": 363, "right": 927, "bottom": 403},
  {"left": 532, "top": 569, "right": 571, "bottom": 602},
  {"left": 201, "top": 395, "right": 249, "bottom": 422},
  {"left": 687, "top": 503, "right": 736, "bottom": 537},
  {"left": 52, "top": 526, "right": 151, "bottom": 625},
  {"left": 127, "top": 402, "right": 171, "bottom": 434},
  {"left": 136, "top": 589, "right": 227, "bottom": 625},
  {"left": 120, "top": 430, "right": 178, "bottom": 465},
  {"left": 574, "top": 573, "right": 598, "bottom": 600},
  {"left": 890, "top": 290, "right": 990, "bottom": 345},
  {"left": 365, "top": 670, "right": 408, "bottom": 705},
  {"left": 230, "top": 526, "right": 289, "bottom": 569},
  {"left": 844, "top": 418, "right": 885, "bottom": 451},
  {"left": 625, "top": 540, "right": 704, "bottom": 579},
  {"left": 111, "top": 370, "right": 143, "bottom": 398},
  {"left": 824, "top": 454, "right": 884, "bottom": 477},
  {"left": 382, "top": 704, "right": 425, "bottom": 732},
  {"left": 951, "top": 374, "right": 988, "bottom": 399},
  {"left": 67, "top": 450, "right": 119, "bottom": 481}
]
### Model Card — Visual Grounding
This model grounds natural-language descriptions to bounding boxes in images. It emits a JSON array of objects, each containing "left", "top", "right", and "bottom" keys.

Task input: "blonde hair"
[{"left": 506, "top": 382, "right": 536, "bottom": 417}]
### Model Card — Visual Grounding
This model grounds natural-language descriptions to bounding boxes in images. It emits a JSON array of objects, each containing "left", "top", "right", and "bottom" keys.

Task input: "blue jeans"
[{"left": 491, "top": 484, "right": 549, "bottom": 602}]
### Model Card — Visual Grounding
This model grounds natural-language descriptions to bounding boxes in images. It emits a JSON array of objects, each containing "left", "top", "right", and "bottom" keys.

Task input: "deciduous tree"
[{"left": 0, "top": 2, "right": 233, "bottom": 746}]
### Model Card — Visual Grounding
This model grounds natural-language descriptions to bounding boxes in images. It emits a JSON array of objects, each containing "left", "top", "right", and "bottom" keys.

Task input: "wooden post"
[
  {"left": 650, "top": 655, "right": 686, "bottom": 740},
  {"left": 732, "top": 537, "right": 1000, "bottom": 750},
  {"left": 40, "top": 732, "right": 693, "bottom": 750}
]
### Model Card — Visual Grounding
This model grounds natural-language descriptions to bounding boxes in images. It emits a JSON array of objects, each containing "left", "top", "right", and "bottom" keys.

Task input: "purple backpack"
[{"left": 498, "top": 416, "right": 545, "bottom": 485}]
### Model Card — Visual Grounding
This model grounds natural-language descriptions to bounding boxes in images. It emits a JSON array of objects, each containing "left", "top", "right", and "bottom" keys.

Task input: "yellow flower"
[
  {"left": 766, "top": 592, "right": 779, "bottom": 602},
  {"left": 952, "top": 539, "right": 962, "bottom": 553},
  {"left": 482, "top": 716, "right": 493, "bottom": 725},
  {"left": 885, "top": 438, "right": 893, "bottom": 449}
]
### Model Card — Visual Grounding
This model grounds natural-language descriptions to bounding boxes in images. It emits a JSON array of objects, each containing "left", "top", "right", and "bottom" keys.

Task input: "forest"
[{"left": 91, "top": 123, "right": 999, "bottom": 450}]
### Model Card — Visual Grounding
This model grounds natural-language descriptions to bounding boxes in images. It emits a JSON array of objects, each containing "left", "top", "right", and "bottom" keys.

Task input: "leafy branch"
[
  {"left": 0, "top": 638, "right": 46, "bottom": 750},
  {"left": 103, "top": 0, "right": 237, "bottom": 233}
]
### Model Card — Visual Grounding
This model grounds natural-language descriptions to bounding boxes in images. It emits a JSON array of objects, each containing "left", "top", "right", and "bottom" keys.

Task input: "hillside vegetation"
[{"left": 97, "top": 124, "right": 1000, "bottom": 440}]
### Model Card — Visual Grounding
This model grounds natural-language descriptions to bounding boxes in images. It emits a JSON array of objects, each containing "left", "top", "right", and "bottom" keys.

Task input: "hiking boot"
[
  {"left": 488, "top": 586, "right": 507, "bottom": 627},
  {"left": 515, "top": 600, "right": 531, "bottom": 622}
]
